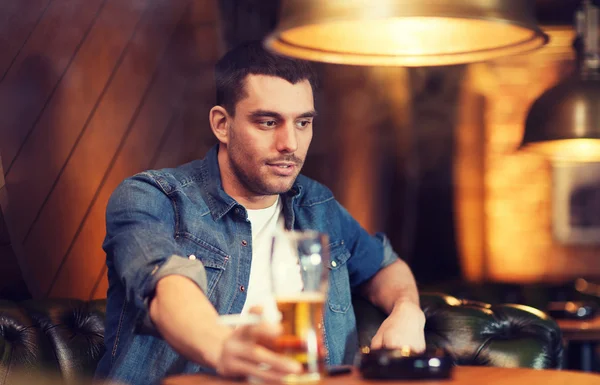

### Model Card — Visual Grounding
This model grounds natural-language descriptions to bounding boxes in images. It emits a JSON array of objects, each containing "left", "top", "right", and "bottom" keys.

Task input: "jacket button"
[
  {"left": 240, "top": 285, "right": 245, "bottom": 292},
  {"left": 241, "top": 240, "right": 248, "bottom": 246},
  {"left": 331, "top": 261, "right": 337, "bottom": 268},
  {"left": 188, "top": 254, "right": 197, "bottom": 260}
]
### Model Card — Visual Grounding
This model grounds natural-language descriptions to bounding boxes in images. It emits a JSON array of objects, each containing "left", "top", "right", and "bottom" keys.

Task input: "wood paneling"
[
  {"left": 48, "top": 27, "right": 189, "bottom": 298},
  {"left": 0, "top": 155, "right": 27, "bottom": 299},
  {"left": 27, "top": 0, "right": 189, "bottom": 297},
  {"left": 0, "top": 0, "right": 52, "bottom": 80},
  {"left": 0, "top": 0, "right": 106, "bottom": 173},
  {"left": 0, "top": 0, "right": 223, "bottom": 299}
]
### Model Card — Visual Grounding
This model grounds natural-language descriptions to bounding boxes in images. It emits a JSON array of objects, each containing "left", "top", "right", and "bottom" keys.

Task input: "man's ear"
[{"left": 209, "top": 105, "right": 230, "bottom": 144}]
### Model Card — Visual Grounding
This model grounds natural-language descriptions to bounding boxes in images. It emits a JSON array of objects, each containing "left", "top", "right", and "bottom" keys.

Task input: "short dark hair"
[{"left": 215, "top": 40, "right": 318, "bottom": 115}]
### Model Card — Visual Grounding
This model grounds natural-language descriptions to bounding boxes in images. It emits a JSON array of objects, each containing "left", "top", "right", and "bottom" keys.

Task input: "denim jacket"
[{"left": 95, "top": 145, "right": 398, "bottom": 385}]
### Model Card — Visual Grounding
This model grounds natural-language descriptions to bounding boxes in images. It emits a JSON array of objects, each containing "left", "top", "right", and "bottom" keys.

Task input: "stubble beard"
[{"left": 227, "top": 136, "right": 302, "bottom": 196}]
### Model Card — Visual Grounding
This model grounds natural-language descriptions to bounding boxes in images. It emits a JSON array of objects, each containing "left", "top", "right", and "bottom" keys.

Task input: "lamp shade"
[
  {"left": 264, "top": 0, "right": 548, "bottom": 66},
  {"left": 519, "top": 1, "right": 600, "bottom": 162},
  {"left": 521, "top": 76, "right": 600, "bottom": 161}
]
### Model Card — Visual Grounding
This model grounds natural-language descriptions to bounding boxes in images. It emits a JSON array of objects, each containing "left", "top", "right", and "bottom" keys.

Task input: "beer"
[
  {"left": 269, "top": 231, "right": 329, "bottom": 383},
  {"left": 274, "top": 292, "right": 326, "bottom": 382}
]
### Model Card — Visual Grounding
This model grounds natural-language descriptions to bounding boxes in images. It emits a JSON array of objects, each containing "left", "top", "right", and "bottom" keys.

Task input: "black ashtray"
[{"left": 358, "top": 347, "right": 453, "bottom": 380}]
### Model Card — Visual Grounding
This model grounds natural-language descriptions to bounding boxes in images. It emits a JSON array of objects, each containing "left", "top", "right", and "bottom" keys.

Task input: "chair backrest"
[
  {"left": 0, "top": 299, "right": 106, "bottom": 385},
  {"left": 0, "top": 293, "right": 564, "bottom": 384},
  {"left": 353, "top": 292, "right": 564, "bottom": 369}
]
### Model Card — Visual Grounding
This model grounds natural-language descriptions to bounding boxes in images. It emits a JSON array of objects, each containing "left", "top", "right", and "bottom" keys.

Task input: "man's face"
[{"left": 224, "top": 75, "right": 315, "bottom": 197}]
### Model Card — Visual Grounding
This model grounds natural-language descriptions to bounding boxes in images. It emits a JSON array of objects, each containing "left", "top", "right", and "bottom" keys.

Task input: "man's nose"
[{"left": 276, "top": 123, "right": 298, "bottom": 153}]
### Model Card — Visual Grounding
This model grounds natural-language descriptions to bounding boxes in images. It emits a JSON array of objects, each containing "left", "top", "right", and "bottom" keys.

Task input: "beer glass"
[{"left": 269, "top": 230, "right": 329, "bottom": 383}]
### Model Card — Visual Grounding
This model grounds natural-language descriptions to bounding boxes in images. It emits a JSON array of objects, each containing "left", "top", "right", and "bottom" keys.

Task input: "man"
[{"left": 95, "top": 41, "right": 425, "bottom": 385}]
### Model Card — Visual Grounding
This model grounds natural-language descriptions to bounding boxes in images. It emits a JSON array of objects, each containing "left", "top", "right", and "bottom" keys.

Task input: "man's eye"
[
  {"left": 261, "top": 120, "right": 277, "bottom": 128},
  {"left": 297, "top": 120, "right": 311, "bottom": 128}
]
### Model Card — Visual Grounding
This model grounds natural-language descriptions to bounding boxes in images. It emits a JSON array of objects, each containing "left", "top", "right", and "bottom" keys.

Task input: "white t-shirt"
[{"left": 241, "top": 197, "right": 285, "bottom": 315}]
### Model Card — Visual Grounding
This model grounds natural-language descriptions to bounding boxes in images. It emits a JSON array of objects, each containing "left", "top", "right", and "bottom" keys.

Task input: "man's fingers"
[
  {"left": 249, "top": 305, "right": 263, "bottom": 315},
  {"left": 252, "top": 323, "right": 284, "bottom": 347},
  {"left": 225, "top": 359, "right": 290, "bottom": 383},
  {"left": 244, "top": 345, "right": 303, "bottom": 374},
  {"left": 220, "top": 341, "right": 303, "bottom": 382},
  {"left": 237, "top": 322, "right": 283, "bottom": 343},
  {"left": 226, "top": 338, "right": 302, "bottom": 374},
  {"left": 370, "top": 332, "right": 383, "bottom": 349},
  {"left": 371, "top": 329, "right": 427, "bottom": 352},
  {"left": 412, "top": 338, "right": 426, "bottom": 353}
]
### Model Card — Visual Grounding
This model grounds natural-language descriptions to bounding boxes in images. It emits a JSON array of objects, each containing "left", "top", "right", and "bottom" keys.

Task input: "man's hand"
[
  {"left": 216, "top": 320, "right": 302, "bottom": 382},
  {"left": 151, "top": 277, "right": 301, "bottom": 381},
  {"left": 370, "top": 301, "right": 426, "bottom": 352}
]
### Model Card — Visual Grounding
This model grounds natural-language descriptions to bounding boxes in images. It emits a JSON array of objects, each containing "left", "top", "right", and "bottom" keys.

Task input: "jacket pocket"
[
  {"left": 327, "top": 241, "right": 352, "bottom": 313},
  {"left": 178, "top": 234, "right": 229, "bottom": 298}
]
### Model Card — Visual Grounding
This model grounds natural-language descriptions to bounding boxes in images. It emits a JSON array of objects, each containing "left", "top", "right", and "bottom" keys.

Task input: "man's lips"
[{"left": 266, "top": 162, "right": 299, "bottom": 176}]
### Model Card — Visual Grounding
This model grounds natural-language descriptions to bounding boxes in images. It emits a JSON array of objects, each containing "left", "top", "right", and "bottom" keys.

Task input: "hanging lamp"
[
  {"left": 521, "top": 0, "right": 600, "bottom": 162},
  {"left": 263, "top": 0, "right": 548, "bottom": 67}
]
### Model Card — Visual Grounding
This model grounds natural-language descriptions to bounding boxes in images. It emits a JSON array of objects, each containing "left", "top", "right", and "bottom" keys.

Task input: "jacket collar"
[{"left": 200, "top": 145, "right": 302, "bottom": 222}]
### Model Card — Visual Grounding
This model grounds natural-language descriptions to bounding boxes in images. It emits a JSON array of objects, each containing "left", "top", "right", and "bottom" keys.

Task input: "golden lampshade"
[
  {"left": 264, "top": 0, "right": 549, "bottom": 66},
  {"left": 521, "top": 77, "right": 600, "bottom": 162},
  {"left": 520, "top": 0, "right": 600, "bottom": 161}
]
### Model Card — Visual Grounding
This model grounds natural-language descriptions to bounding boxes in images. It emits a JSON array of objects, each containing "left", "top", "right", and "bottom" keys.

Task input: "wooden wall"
[
  {"left": 2, "top": 0, "right": 593, "bottom": 300},
  {"left": 0, "top": 0, "right": 222, "bottom": 299},
  {"left": 0, "top": 154, "right": 26, "bottom": 299},
  {"left": 456, "top": 28, "right": 600, "bottom": 283}
]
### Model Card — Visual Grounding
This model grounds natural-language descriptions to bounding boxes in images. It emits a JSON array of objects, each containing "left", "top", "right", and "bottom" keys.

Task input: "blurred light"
[
  {"left": 521, "top": 139, "right": 600, "bottom": 162},
  {"left": 264, "top": 0, "right": 547, "bottom": 67},
  {"left": 309, "top": 253, "right": 322, "bottom": 265},
  {"left": 429, "top": 358, "right": 442, "bottom": 368}
]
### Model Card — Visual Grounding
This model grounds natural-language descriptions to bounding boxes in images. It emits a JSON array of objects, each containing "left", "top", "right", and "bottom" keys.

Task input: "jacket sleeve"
[
  {"left": 335, "top": 201, "right": 399, "bottom": 289},
  {"left": 103, "top": 172, "right": 208, "bottom": 325}
]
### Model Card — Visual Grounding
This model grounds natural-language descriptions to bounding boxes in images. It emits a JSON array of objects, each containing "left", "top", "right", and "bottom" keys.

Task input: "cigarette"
[{"left": 218, "top": 313, "right": 262, "bottom": 326}]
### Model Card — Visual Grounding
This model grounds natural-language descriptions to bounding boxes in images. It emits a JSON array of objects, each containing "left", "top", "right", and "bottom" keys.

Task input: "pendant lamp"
[
  {"left": 521, "top": 0, "right": 600, "bottom": 162},
  {"left": 263, "top": 0, "right": 548, "bottom": 67}
]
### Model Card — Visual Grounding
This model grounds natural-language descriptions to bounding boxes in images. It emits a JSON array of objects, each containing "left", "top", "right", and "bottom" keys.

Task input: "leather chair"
[
  {"left": 354, "top": 293, "right": 564, "bottom": 369},
  {"left": 0, "top": 293, "right": 564, "bottom": 385},
  {"left": 0, "top": 299, "right": 106, "bottom": 385}
]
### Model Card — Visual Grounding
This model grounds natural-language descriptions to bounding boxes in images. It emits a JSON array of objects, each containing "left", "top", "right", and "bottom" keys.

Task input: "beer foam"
[{"left": 275, "top": 292, "right": 325, "bottom": 303}]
